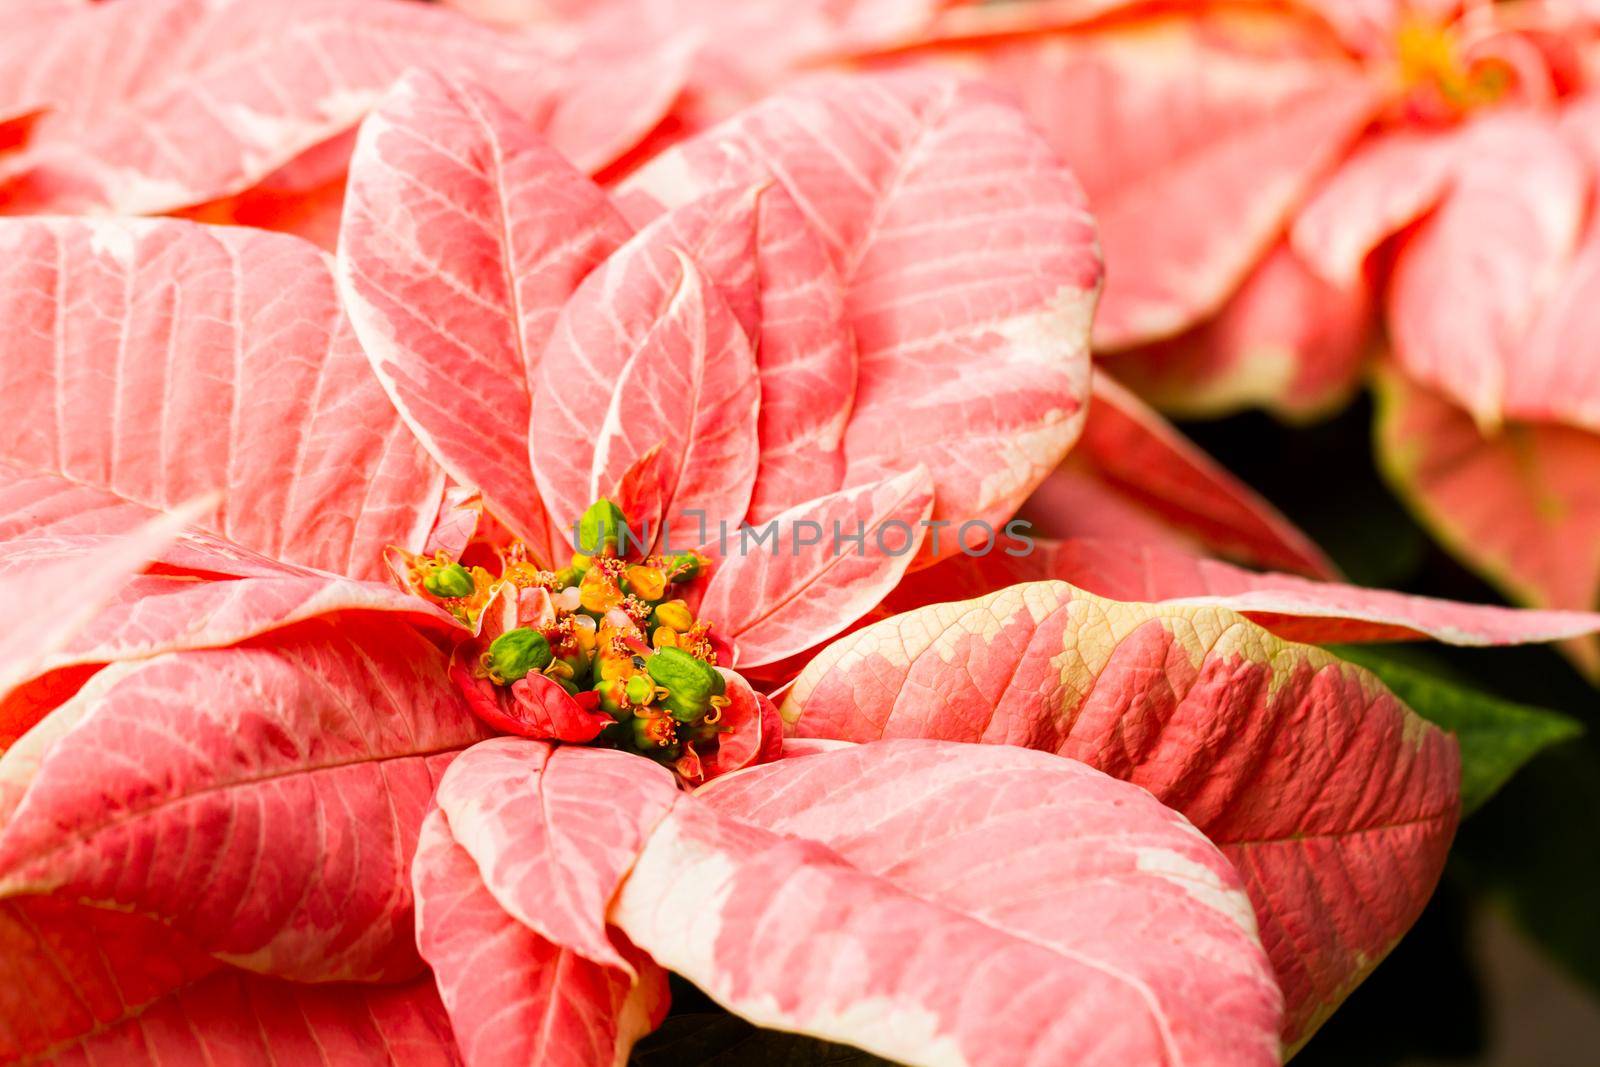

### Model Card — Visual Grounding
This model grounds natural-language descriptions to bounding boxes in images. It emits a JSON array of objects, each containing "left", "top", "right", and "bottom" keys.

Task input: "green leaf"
[
  {"left": 631, "top": 1015, "right": 895, "bottom": 1066},
  {"left": 1330, "top": 645, "right": 1583, "bottom": 815}
]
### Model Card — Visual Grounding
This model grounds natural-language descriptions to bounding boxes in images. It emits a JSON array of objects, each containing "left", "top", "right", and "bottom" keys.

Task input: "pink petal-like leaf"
[
  {"left": 0, "top": 617, "right": 491, "bottom": 982},
  {"left": 0, "top": 472, "right": 338, "bottom": 581},
  {"left": 1108, "top": 240, "right": 1374, "bottom": 420},
  {"left": 698, "top": 467, "right": 935, "bottom": 667},
  {"left": 1030, "top": 374, "right": 1337, "bottom": 576},
  {"left": 613, "top": 739, "right": 1282, "bottom": 1066},
  {"left": 533, "top": 235, "right": 760, "bottom": 536},
  {"left": 1375, "top": 365, "right": 1600, "bottom": 676},
  {"left": 1515, "top": 201, "right": 1600, "bottom": 434},
  {"left": 0, "top": 504, "right": 198, "bottom": 702},
  {"left": 619, "top": 182, "right": 857, "bottom": 520},
  {"left": 783, "top": 583, "right": 1461, "bottom": 1047},
  {"left": 414, "top": 801, "right": 669, "bottom": 1067},
  {"left": 872, "top": 6, "right": 1377, "bottom": 346},
  {"left": 6, "top": 554, "right": 458, "bottom": 679},
  {"left": 621, "top": 72, "right": 1100, "bottom": 550},
  {"left": 0, "top": 0, "right": 678, "bottom": 217},
  {"left": 1291, "top": 127, "right": 1462, "bottom": 285},
  {"left": 0, "top": 522, "right": 460, "bottom": 746},
  {"left": 693, "top": 668, "right": 783, "bottom": 781},
  {"left": 1387, "top": 111, "right": 1590, "bottom": 430},
  {"left": 0, "top": 897, "right": 460, "bottom": 1066},
  {"left": 0, "top": 217, "right": 443, "bottom": 580},
  {"left": 892, "top": 536, "right": 1600, "bottom": 647},
  {"left": 339, "top": 69, "right": 633, "bottom": 551},
  {"left": 428, "top": 738, "right": 679, "bottom": 971}
]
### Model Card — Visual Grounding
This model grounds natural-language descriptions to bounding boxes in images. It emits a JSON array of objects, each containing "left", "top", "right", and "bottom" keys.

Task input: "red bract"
[
  {"left": 0, "top": 897, "right": 459, "bottom": 1065},
  {"left": 1030, "top": 375, "right": 1339, "bottom": 577}
]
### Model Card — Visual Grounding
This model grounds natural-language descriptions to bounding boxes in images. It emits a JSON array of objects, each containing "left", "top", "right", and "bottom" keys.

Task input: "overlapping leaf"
[
  {"left": 339, "top": 68, "right": 632, "bottom": 551},
  {"left": 444, "top": 0, "right": 951, "bottom": 137},
  {"left": 531, "top": 237, "right": 760, "bottom": 543},
  {"left": 619, "top": 182, "right": 857, "bottom": 521},
  {"left": 1375, "top": 366, "right": 1600, "bottom": 676},
  {"left": 697, "top": 468, "right": 935, "bottom": 667},
  {"left": 0, "top": 0, "right": 685, "bottom": 218},
  {"left": 783, "top": 581, "right": 1461, "bottom": 1047},
  {"left": 1108, "top": 240, "right": 1373, "bottom": 420},
  {"left": 0, "top": 897, "right": 460, "bottom": 1066},
  {"left": 860, "top": 3, "right": 1377, "bottom": 347},
  {"left": 1028, "top": 375, "right": 1337, "bottom": 576},
  {"left": 1386, "top": 112, "right": 1591, "bottom": 430},
  {"left": 0, "top": 217, "right": 444, "bottom": 581},
  {"left": 415, "top": 809, "right": 667, "bottom": 1067},
  {"left": 0, "top": 553, "right": 461, "bottom": 748},
  {"left": 1291, "top": 127, "right": 1463, "bottom": 286},
  {"left": 0, "top": 617, "right": 491, "bottom": 982},
  {"left": 889, "top": 535, "right": 1600, "bottom": 649},
  {"left": 0, "top": 507, "right": 198, "bottom": 703},
  {"left": 413, "top": 738, "right": 1283, "bottom": 1067},
  {"left": 619, "top": 71, "right": 1101, "bottom": 544},
  {"left": 626, "top": 740, "right": 1282, "bottom": 1066}
]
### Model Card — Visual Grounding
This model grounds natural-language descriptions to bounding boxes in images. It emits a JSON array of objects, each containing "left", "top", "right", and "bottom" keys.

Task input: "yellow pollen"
[{"left": 1395, "top": 18, "right": 1510, "bottom": 115}]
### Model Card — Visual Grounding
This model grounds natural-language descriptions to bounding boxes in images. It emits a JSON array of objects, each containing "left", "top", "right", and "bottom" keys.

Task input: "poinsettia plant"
[
  {"left": 1, "top": 12, "right": 1598, "bottom": 1065},
  {"left": 0, "top": 56, "right": 1480, "bottom": 1065}
]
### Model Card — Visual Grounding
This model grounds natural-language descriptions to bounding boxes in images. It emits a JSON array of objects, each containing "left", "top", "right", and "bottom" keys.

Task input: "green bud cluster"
[
  {"left": 423, "top": 562, "right": 476, "bottom": 599},
  {"left": 461, "top": 499, "right": 727, "bottom": 770}
]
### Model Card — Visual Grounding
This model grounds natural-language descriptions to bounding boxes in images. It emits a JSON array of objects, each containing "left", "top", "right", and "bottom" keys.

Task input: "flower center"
[
  {"left": 410, "top": 499, "right": 726, "bottom": 767},
  {"left": 1394, "top": 18, "right": 1511, "bottom": 119}
]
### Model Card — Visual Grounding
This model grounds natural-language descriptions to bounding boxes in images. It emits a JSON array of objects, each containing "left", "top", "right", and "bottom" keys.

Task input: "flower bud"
[
  {"left": 625, "top": 673, "right": 657, "bottom": 707},
  {"left": 622, "top": 564, "right": 667, "bottom": 602},
  {"left": 579, "top": 567, "right": 623, "bottom": 613},
  {"left": 577, "top": 499, "right": 630, "bottom": 558},
  {"left": 556, "top": 643, "right": 593, "bottom": 688},
  {"left": 652, "top": 599, "right": 694, "bottom": 632},
  {"left": 631, "top": 712, "right": 677, "bottom": 751},
  {"left": 593, "top": 677, "right": 630, "bottom": 717},
  {"left": 594, "top": 632, "right": 637, "bottom": 682},
  {"left": 422, "top": 562, "right": 475, "bottom": 599},
  {"left": 487, "top": 627, "right": 553, "bottom": 682},
  {"left": 666, "top": 551, "right": 703, "bottom": 582},
  {"left": 645, "top": 647, "right": 726, "bottom": 723}
]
